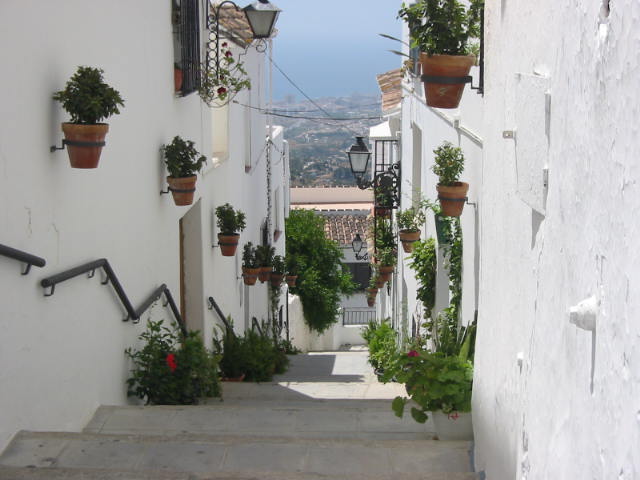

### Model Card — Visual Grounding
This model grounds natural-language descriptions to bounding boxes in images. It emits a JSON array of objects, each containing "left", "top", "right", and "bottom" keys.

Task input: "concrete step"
[
  {"left": 0, "top": 431, "right": 473, "bottom": 478},
  {"left": 0, "top": 465, "right": 479, "bottom": 480},
  {"left": 84, "top": 403, "right": 435, "bottom": 440}
]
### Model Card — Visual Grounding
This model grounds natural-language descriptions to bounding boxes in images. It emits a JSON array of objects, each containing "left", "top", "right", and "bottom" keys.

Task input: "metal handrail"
[
  {"left": 207, "top": 296, "right": 233, "bottom": 331},
  {"left": 40, "top": 258, "right": 186, "bottom": 336},
  {"left": 0, "top": 243, "right": 46, "bottom": 275},
  {"left": 251, "top": 317, "right": 263, "bottom": 336}
]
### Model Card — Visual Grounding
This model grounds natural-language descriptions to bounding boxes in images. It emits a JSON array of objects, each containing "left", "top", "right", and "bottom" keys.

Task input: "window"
[
  {"left": 173, "top": 0, "right": 201, "bottom": 96},
  {"left": 211, "top": 103, "right": 229, "bottom": 165},
  {"left": 344, "top": 263, "right": 371, "bottom": 291}
]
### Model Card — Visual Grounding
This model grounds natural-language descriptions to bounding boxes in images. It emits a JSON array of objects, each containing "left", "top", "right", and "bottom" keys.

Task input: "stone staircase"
[{"left": 0, "top": 352, "right": 478, "bottom": 479}]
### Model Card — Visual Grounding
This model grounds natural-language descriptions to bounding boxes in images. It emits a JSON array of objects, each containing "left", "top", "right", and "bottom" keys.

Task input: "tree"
[{"left": 286, "top": 210, "right": 355, "bottom": 332}]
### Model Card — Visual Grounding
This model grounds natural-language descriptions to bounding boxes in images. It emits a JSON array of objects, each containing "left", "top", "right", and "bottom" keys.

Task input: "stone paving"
[{"left": 0, "top": 349, "right": 477, "bottom": 479}]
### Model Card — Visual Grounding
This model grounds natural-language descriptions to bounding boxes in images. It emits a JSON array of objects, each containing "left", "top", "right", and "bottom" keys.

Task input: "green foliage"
[
  {"left": 377, "top": 247, "right": 397, "bottom": 267},
  {"left": 397, "top": 206, "right": 426, "bottom": 232},
  {"left": 255, "top": 244, "right": 275, "bottom": 267},
  {"left": 388, "top": 350, "right": 473, "bottom": 422},
  {"left": 285, "top": 210, "right": 355, "bottom": 333},
  {"left": 373, "top": 217, "right": 396, "bottom": 251},
  {"left": 272, "top": 255, "right": 286, "bottom": 275},
  {"left": 242, "top": 242, "right": 259, "bottom": 268},
  {"left": 285, "top": 255, "right": 299, "bottom": 275},
  {"left": 408, "top": 238, "right": 437, "bottom": 321},
  {"left": 53, "top": 66, "right": 125, "bottom": 124},
  {"left": 198, "top": 42, "right": 251, "bottom": 106},
  {"left": 213, "top": 324, "right": 289, "bottom": 382},
  {"left": 398, "top": 0, "right": 483, "bottom": 56},
  {"left": 362, "top": 319, "right": 398, "bottom": 374},
  {"left": 161, "top": 136, "right": 206, "bottom": 178},
  {"left": 215, "top": 203, "right": 246, "bottom": 235},
  {"left": 125, "top": 320, "right": 220, "bottom": 405},
  {"left": 432, "top": 141, "right": 465, "bottom": 186}
]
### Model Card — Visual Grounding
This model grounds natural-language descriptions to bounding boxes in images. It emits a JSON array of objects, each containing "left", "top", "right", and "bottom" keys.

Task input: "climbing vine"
[{"left": 408, "top": 237, "right": 437, "bottom": 322}]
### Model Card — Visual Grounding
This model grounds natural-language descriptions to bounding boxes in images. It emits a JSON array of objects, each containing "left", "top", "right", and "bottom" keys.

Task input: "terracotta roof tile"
[
  {"left": 316, "top": 210, "right": 373, "bottom": 246},
  {"left": 376, "top": 69, "right": 403, "bottom": 112}
]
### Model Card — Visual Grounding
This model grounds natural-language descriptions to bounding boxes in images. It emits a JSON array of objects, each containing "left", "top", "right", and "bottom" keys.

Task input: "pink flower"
[
  {"left": 407, "top": 350, "right": 419, "bottom": 358},
  {"left": 166, "top": 353, "right": 177, "bottom": 372}
]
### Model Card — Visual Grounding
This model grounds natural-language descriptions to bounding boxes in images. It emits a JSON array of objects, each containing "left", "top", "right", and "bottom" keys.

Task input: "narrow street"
[{"left": 0, "top": 350, "right": 476, "bottom": 479}]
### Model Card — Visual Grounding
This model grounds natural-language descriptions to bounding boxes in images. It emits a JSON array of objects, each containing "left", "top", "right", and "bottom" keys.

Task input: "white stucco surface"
[{"left": 0, "top": 0, "right": 288, "bottom": 453}]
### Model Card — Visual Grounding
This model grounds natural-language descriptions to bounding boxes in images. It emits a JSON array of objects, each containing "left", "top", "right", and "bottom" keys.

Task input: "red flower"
[
  {"left": 225, "top": 50, "right": 233, "bottom": 58},
  {"left": 407, "top": 350, "right": 419, "bottom": 357},
  {"left": 217, "top": 86, "right": 227, "bottom": 95},
  {"left": 221, "top": 42, "right": 228, "bottom": 47},
  {"left": 166, "top": 353, "right": 177, "bottom": 372}
]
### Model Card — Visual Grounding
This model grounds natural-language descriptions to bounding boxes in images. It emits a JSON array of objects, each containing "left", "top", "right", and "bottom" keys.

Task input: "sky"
[{"left": 269, "top": 0, "right": 403, "bottom": 100}]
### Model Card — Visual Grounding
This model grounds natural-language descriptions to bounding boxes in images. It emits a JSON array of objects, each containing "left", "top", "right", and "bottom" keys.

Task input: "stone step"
[
  {"left": 84, "top": 403, "right": 435, "bottom": 440},
  {"left": 1, "top": 431, "right": 473, "bottom": 478},
  {"left": 0, "top": 465, "right": 479, "bottom": 480}
]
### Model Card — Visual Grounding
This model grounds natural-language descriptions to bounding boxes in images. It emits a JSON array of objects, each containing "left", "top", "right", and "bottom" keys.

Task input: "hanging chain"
[{"left": 266, "top": 138, "right": 273, "bottom": 243}]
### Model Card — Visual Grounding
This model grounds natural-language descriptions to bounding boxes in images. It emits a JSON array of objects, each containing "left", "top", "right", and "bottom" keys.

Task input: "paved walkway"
[{"left": 0, "top": 350, "right": 477, "bottom": 479}]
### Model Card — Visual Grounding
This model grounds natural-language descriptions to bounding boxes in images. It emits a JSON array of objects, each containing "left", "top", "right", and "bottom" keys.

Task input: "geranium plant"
[
  {"left": 199, "top": 42, "right": 251, "bottom": 106},
  {"left": 162, "top": 136, "right": 207, "bottom": 178}
]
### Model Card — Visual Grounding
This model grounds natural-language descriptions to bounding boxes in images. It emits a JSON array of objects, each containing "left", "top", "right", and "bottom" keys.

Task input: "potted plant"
[
  {"left": 215, "top": 203, "right": 246, "bottom": 256},
  {"left": 397, "top": 206, "right": 426, "bottom": 253},
  {"left": 241, "top": 242, "right": 260, "bottom": 286},
  {"left": 285, "top": 255, "right": 299, "bottom": 287},
  {"left": 366, "top": 275, "right": 379, "bottom": 307},
  {"left": 432, "top": 142, "right": 468, "bottom": 217},
  {"left": 52, "top": 66, "right": 125, "bottom": 168},
  {"left": 377, "top": 247, "right": 396, "bottom": 283},
  {"left": 255, "top": 244, "right": 275, "bottom": 283},
  {"left": 388, "top": 349, "right": 473, "bottom": 440},
  {"left": 398, "top": 0, "right": 483, "bottom": 109},
  {"left": 198, "top": 42, "right": 251, "bottom": 106},
  {"left": 270, "top": 255, "right": 286, "bottom": 288},
  {"left": 161, "top": 136, "right": 206, "bottom": 206}
]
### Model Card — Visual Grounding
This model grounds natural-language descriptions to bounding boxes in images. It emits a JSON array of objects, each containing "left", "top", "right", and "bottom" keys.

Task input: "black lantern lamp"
[
  {"left": 351, "top": 234, "right": 368, "bottom": 261},
  {"left": 243, "top": 0, "right": 281, "bottom": 39},
  {"left": 347, "top": 136, "right": 372, "bottom": 189}
]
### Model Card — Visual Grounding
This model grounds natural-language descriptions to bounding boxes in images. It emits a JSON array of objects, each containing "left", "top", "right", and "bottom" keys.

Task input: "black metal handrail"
[
  {"left": 207, "top": 296, "right": 233, "bottom": 332},
  {"left": 251, "top": 317, "right": 264, "bottom": 336},
  {"left": 40, "top": 258, "right": 186, "bottom": 336},
  {"left": 0, "top": 243, "right": 46, "bottom": 275}
]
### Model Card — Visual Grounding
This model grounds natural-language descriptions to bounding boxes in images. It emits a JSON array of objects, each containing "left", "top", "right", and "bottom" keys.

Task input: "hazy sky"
[{"left": 269, "top": 0, "right": 403, "bottom": 100}]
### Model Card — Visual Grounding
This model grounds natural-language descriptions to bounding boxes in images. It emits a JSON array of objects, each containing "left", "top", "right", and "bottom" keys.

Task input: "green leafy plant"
[
  {"left": 408, "top": 238, "right": 437, "bottom": 321},
  {"left": 370, "top": 217, "right": 395, "bottom": 252},
  {"left": 397, "top": 206, "right": 426, "bottom": 232},
  {"left": 199, "top": 42, "right": 251, "bottom": 106},
  {"left": 215, "top": 203, "right": 246, "bottom": 235},
  {"left": 432, "top": 141, "right": 465, "bottom": 186},
  {"left": 255, "top": 244, "right": 275, "bottom": 267},
  {"left": 285, "top": 210, "right": 355, "bottom": 333},
  {"left": 389, "top": 350, "right": 473, "bottom": 423},
  {"left": 125, "top": 319, "right": 220, "bottom": 405},
  {"left": 53, "top": 66, "right": 125, "bottom": 124},
  {"left": 272, "top": 255, "right": 286, "bottom": 275},
  {"left": 377, "top": 247, "right": 397, "bottom": 267},
  {"left": 242, "top": 242, "right": 259, "bottom": 268},
  {"left": 285, "top": 255, "right": 299, "bottom": 275},
  {"left": 362, "top": 319, "right": 398, "bottom": 375},
  {"left": 398, "top": 0, "right": 483, "bottom": 56},
  {"left": 161, "top": 136, "right": 206, "bottom": 178}
]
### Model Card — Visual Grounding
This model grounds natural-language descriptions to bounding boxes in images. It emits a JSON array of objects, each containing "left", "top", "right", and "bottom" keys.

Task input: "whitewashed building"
[
  {"left": 395, "top": 0, "right": 640, "bottom": 478},
  {"left": 0, "top": 0, "right": 288, "bottom": 452}
]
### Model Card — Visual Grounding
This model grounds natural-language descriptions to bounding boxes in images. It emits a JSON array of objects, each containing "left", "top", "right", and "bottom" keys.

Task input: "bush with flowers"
[
  {"left": 199, "top": 42, "right": 251, "bottom": 106},
  {"left": 125, "top": 319, "right": 221, "bottom": 405}
]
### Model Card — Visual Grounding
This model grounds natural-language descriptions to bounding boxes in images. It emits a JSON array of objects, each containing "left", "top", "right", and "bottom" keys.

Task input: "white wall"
[
  {"left": 472, "top": 1, "right": 640, "bottom": 478},
  {"left": 0, "top": 0, "right": 286, "bottom": 452}
]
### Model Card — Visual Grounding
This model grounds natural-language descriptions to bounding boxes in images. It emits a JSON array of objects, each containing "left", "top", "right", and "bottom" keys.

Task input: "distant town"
[{"left": 272, "top": 94, "right": 382, "bottom": 187}]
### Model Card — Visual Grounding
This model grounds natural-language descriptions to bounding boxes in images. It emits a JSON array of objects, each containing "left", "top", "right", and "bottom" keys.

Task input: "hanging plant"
[{"left": 199, "top": 42, "right": 251, "bottom": 106}]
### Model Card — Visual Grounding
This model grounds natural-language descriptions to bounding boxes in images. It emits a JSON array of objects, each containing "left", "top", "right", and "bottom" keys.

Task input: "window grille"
[
  {"left": 175, "top": 0, "right": 201, "bottom": 96},
  {"left": 344, "top": 263, "right": 371, "bottom": 291}
]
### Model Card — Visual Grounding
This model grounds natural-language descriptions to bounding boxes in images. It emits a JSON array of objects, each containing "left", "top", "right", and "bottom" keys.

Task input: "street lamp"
[
  {"left": 351, "top": 234, "right": 368, "bottom": 261},
  {"left": 207, "top": 0, "right": 281, "bottom": 81},
  {"left": 346, "top": 136, "right": 372, "bottom": 189}
]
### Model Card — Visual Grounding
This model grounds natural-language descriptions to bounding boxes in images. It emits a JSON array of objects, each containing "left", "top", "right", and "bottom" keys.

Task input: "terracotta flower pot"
[
  {"left": 61, "top": 123, "right": 109, "bottom": 169},
  {"left": 420, "top": 54, "right": 475, "bottom": 109},
  {"left": 366, "top": 288, "right": 378, "bottom": 299},
  {"left": 174, "top": 67, "right": 183, "bottom": 92},
  {"left": 270, "top": 273, "right": 284, "bottom": 288},
  {"left": 218, "top": 233, "right": 240, "bottom": 256},
  {"left": 222, "top": 373, "right": 246, "bottom": 382},
  {"left": 379, "top": 265, "right": 394, "bottom": 282},
  {"left": 367, "top": 296, "right": 375, "bottom": 307},
  {"left": 285, "top": 275, "right": 298, "bottom": 287},
  {"left": 242, "top": 267, "right": 260, "bottom": 286},
  {"left": 436, "top": 182, "right": 469, "bottom": 217},
  {"left": 375, "top": 206, "right": 391, "bottom": 218},
  {"left": 167, "top": 175, "right": 197, "bottom": 206},
  {"left": 399, "top": 230, "right": 421, "bottom": 253},
  {"left": 258, "top": 266, "right": 272, "bottom": 283},
  {"left": 375, "top": 277, "right": 386, "bottom": 289}
]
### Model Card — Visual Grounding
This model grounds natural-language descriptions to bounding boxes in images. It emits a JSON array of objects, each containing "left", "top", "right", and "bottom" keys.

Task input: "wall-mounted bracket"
[
  {"left": 50, "top": 139, "right": 105, "bottom": 153},
  {"left": 502, "top": 130, "right": 516, "bottom": 140}
]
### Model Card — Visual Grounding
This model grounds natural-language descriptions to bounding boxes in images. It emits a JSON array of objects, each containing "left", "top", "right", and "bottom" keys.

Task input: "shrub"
[
  {"left": 161, "top": 136, "right": 206, "bottom": 178},
  {"left": 215, "top": 203, "right": 247, "bottom": 235}
]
